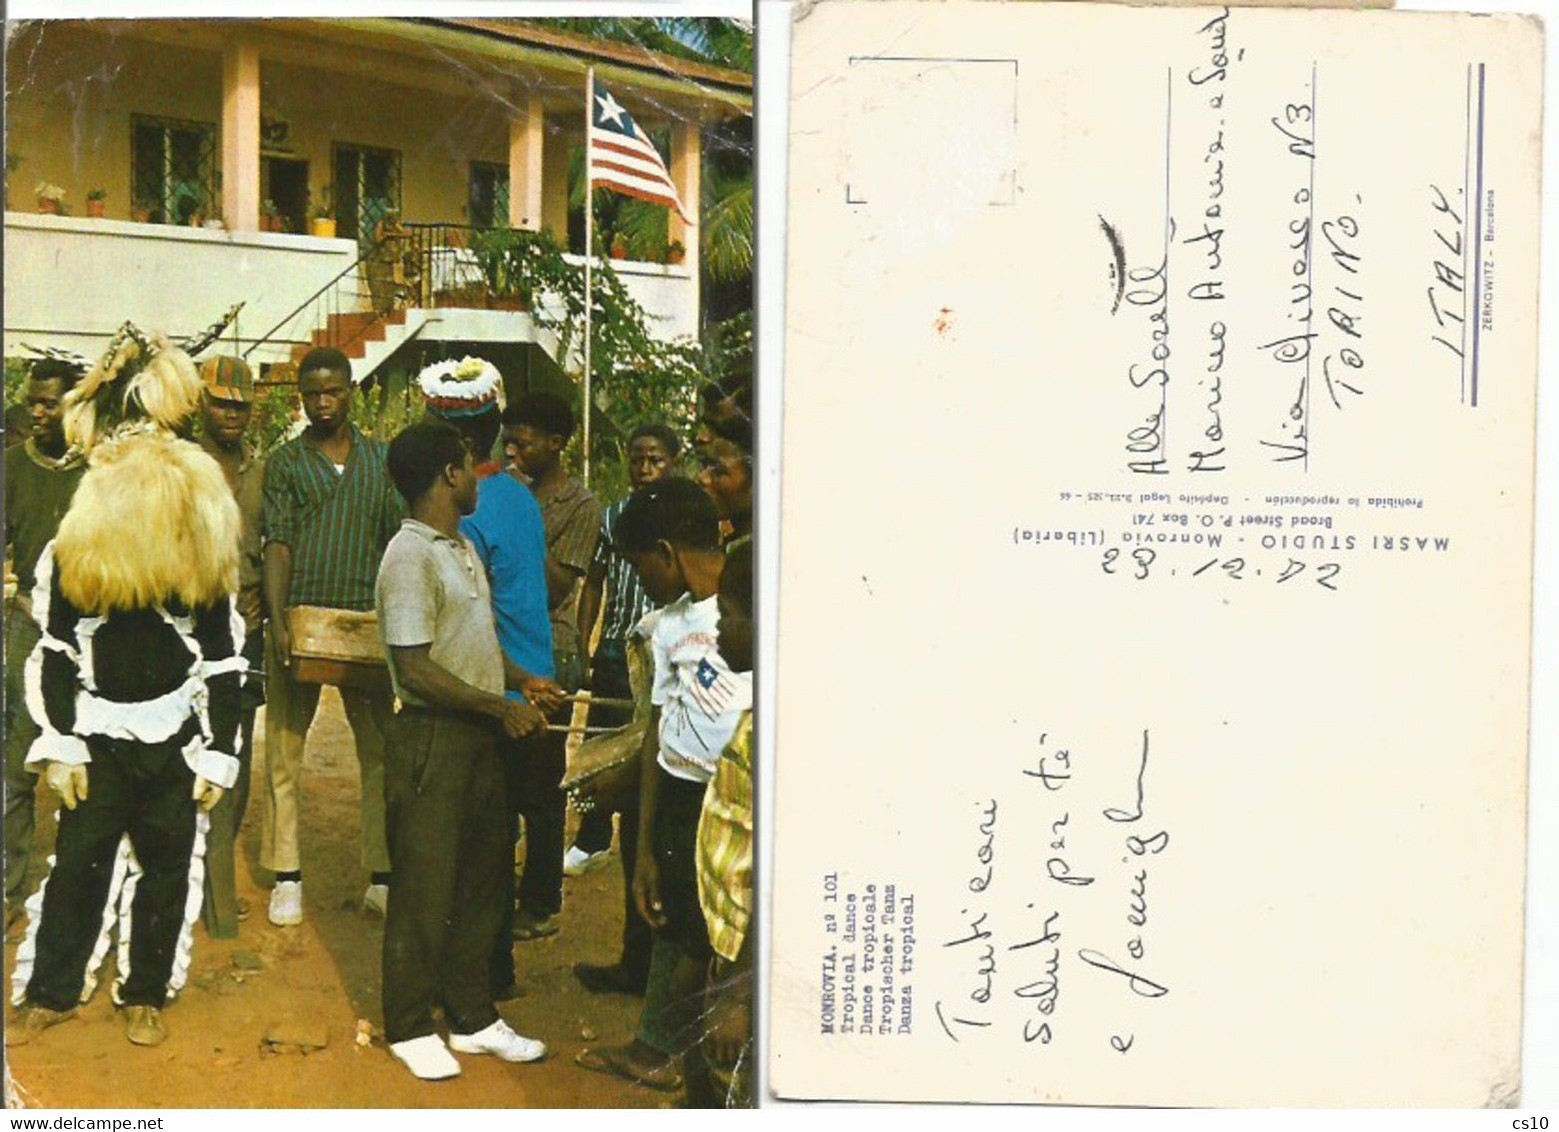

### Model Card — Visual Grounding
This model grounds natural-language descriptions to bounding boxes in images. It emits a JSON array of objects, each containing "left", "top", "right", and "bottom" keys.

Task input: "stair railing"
[{"left": 242, "top": 246, "right": 377, "bottom": 367}]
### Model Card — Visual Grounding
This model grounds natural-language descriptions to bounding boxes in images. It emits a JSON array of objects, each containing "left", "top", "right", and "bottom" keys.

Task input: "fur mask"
[
  {"left": 52, "top": 429, "right": 240, "bottom": 614},
  {"left": 49, "top": 311, "right": 245, "bottom": 614}
]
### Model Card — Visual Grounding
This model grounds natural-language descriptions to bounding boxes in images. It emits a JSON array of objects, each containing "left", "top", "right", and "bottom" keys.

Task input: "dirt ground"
[{"left": 4, "top": 689, "right": 663, "bottom": 1108}]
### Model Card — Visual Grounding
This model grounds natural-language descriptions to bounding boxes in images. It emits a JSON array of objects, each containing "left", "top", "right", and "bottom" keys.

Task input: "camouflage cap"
[{"left": 200, "top": 355, "right": 255, "bottom": 403}]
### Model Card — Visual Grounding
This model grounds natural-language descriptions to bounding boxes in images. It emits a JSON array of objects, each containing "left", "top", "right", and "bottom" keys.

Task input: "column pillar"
[
  {"left": 509, "top": 93, "right": 545, "bottom": 231},
  {"left": 221, "top": 41, "right": 261, "bottom": 234},
  {"left": 671, "top": 118, "right": 702, "bottom": 328}
]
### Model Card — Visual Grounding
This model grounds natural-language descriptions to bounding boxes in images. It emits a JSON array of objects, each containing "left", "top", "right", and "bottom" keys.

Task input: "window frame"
[
  {"left": 469, "top": 159, "right": 510, "bottom": 230},
  {"left": 130, "top": 113, "right": 220, "bottom": 226},
  {"left": 331, "top": 142, "right": 403, "bottom": 242}
]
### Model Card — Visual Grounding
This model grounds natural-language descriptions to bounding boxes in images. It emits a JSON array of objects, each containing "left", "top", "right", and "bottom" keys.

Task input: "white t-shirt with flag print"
[{"left": 648, "top": 591, "right": 752, "bottom": 784}]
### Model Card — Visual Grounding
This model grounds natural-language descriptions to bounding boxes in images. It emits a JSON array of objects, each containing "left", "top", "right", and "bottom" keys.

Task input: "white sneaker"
[
  {"left": 448, "top": 1019, "right": 546, "bottom": 1063},
  {"left": 563, "top": 846, "right": 610, "bottom": 877},
  {"left": 268, "top": 881, "right": 303, "bottom": 926},
  {"left": 390, "top": 1033, "right": 462, "bottom": 1080},
  {"left": 362, "top": 883, "right": 389, "bottom": 917}
]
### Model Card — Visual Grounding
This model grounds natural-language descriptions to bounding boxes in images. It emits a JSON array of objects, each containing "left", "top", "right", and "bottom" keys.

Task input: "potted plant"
[
  {"left": 85, "top": 189, "right": 108, "bottom": 218},
  {"left": 168, "top": 182, "right": 204, "bottom": 226},
  {"left": 610, "top": 233, "right": 629, "bottom": 261},
  {"left": 665, "top": 239, "right": 686, "bottom": 266},
  {"left": 130, "top": 194, "right": 154, "bottom": 223},
  {"left": 4, "top": 152, "right": 20, "bottom": 209},
  {"left": 310, "top": 184, "right": 336, "bottom": 238},
  {"left": 34, "top": 181, "right": 66, "bottom": 215},
  {"left": 262, "top": 198, "right": 282, "bottom": 232}
]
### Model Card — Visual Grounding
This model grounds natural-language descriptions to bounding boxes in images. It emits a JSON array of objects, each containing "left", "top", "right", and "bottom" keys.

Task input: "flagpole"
[{"left": 582, "top": 65, "right": 594, "bottom": 491}]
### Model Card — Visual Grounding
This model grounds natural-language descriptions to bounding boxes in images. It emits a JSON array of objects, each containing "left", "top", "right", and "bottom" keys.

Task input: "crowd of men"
[{"left": 3, "top": 340, "right": 755, "bottom": 1105}]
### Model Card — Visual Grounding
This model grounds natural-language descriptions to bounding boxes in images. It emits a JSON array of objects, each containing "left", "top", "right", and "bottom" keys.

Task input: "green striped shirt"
[{"left": 262, "top": 423, "right": 405, "bottom": 611}]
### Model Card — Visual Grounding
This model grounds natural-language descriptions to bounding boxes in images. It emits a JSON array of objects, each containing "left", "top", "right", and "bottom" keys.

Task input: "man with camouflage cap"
[{"left": 196, "top": 356, "right": 267, "bottom": 938}]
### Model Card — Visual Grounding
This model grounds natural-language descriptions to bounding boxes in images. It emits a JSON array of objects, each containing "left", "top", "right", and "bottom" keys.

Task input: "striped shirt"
[
  {"left": 595, "top": 497, "right": 657, "bottom": 649},
  {"left": 697, "top": 710, "right": 754, "bottom": 963},
  {"left": 262, "top": 423, "right": 404, "bottom": 611},
  {"left": 534, "top": 475, "right": 603, "bottom": 660}
]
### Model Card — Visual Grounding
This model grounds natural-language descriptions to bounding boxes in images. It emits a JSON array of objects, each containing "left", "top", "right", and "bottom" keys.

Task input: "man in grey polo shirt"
[{"left": 376, "top": 419, "right": 555, "bottom": 1081}]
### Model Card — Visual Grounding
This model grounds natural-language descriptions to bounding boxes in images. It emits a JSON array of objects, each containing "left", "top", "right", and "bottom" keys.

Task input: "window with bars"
[
  {"left": 332, "top": 143, "right": 402, "bottom": 242},
  {"left": 469, "top": 161, "right": 510, "bottom": 229},
  {"left": 131, "top": 114, "right": 219, "bottom": 225}
]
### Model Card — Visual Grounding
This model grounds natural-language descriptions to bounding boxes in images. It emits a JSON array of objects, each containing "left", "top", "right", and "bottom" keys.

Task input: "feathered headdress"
[
  {"left": 415, "top": 355, "right": 505, "bottom": 418},
  {"left": 46, "top": 305, "right": 245, "bottom": 614},
  {"left": 58, "top": 304, "right": 243, "bottom": 453}
]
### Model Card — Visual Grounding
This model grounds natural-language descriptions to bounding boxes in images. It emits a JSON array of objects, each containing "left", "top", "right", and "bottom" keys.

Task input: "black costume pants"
[
  {"left": 383, "top": 707, "right": 506, "bottom": 1043},
  {"left": 22, "top": 727, "right": 202, "bottom": 1012}
]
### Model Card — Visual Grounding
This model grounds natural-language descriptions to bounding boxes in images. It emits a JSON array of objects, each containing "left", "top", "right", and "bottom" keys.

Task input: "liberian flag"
[
  {"left": 688, "top": 657, "right": 739, "bottom": 720},
  {"left": 588, "top": 83, "right": 693, "bottom": 223}
]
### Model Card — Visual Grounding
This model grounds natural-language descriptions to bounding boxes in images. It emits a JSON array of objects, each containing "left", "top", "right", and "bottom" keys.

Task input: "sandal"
[{"left": 574, "top": 1045, "right": 683, "bottom": 1092}]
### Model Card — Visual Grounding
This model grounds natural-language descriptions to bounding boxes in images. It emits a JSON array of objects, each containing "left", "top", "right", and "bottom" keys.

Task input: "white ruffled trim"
[
  {"left": 84, "top": 837, "right": 134, "bottom": 1004},
  {"left": 230, "top": 598, "right": 247, "bottom": 659},
  {"left": 24, "top": 552, "right": 244, "bottom": 764},
  {"left": 9, "top": 858, "right": 50, "bottom": 1006},
  {"left": 6, "top": 837, "right": 132, "bottom": 1008},
  {"left": 167, "top": 809, "right": 208, "bottom": 997},
  {"left": 184, "top": 734, "right": 239, "bottom": 791},
  {"left": 73, "top": 676, "right": 206, "bottom": 743},
  {"left": 114, "top": 809, "right": 207, "bottom": 1004},
  {"left": 22, "top": 553, "right": 89, "bottom": 768},
  {"left": 34, "top": 634, "right": 79, "bottom": 662},
  {"left": 75, "top": 616, "right": 102, "bottom": 690},
  {"left": 110, "top": 845, "right": 141, "bottom": 1007},
  {"left": 25, "top": 732, "right": 90, "bottom": 767},
  {"left": 29, "top": 541, "right": 55, "bottom": 630},
  {"left": 201, "top": 654, "right": 248, "bottom": 679},
  {"left": 22, "top": 614, "right": 54, "bottom": 731}
]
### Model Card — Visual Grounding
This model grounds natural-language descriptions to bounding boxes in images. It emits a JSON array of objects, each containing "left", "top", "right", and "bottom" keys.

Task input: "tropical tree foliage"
[
  {"left": 553, "top": 15, "right": 754, "bottom": 371},
  {"left": 532, "top": 17, "right": 752, "bottom": 72}
]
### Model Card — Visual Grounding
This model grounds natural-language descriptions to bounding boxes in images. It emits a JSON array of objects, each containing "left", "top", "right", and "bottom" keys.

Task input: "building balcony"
[
  {"left": 2, "top": 210, "right": 357, "bottom": 365},
  {"left": 3, "top": 210, "right": 697, "bottom": 384}
]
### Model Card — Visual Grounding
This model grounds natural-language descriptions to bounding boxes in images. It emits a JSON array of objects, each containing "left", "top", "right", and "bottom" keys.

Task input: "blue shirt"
[{"left": 461, "top": 471, "right": 554, "bottom": 690}]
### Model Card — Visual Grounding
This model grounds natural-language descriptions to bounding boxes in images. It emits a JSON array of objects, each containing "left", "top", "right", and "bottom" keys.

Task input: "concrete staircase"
[{"left": 283, "top": 308, "right": 431, "bottom": 386}]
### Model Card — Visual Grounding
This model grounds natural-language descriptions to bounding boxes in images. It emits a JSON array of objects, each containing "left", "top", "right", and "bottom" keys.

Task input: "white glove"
[
  {"left": 45, "top": 762, "right": 89, "bottom": 810},
  {"left": 192, "top": 776, "right": 224, "bottom": 812}
]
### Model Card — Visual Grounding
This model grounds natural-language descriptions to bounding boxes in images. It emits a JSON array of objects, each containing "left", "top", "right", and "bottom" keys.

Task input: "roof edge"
[{"left": 418, "top": 17, "right": 752, "bottom": 94}]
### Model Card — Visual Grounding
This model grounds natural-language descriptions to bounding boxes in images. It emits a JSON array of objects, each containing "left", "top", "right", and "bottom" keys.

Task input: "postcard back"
[{"left": 771, "top": 1, "right": 1543, "bottom": 1107}]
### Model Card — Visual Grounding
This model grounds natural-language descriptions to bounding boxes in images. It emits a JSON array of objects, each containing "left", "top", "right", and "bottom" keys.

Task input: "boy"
[
  {"left": 571, "top": 422, "right": 681, "bottom": 996},
  {"left": 196, "top": 356, "right": 267, "bottom": 938},
  {"left": 376, "top": 420, "right": 548, "bottom": 1080},
  {"left": 575, "top": 479, "right": 750, "bottom": 1094},
  {"left": 500, "top": 392, "right": 602, "bottom": 938},
  {"left": 5, "top": 359, "right": 87, "bottom": 927},
  {"left": 697, "top": 538, "right": 754, "bottom": 1105},
  {"left": 410, "top": 356, "right": 566, "bottom": 996},
  {"left": 261, "top": 347, "right": 404, "bottom": 924},
  {"left": 697, "top": 415, "right": 752, "bottom": 552}
]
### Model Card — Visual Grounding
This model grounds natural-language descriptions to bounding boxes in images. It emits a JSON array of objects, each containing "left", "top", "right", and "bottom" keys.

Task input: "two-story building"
[{"left": 4, "top": 18, "right": 751, "bottom": 395}]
